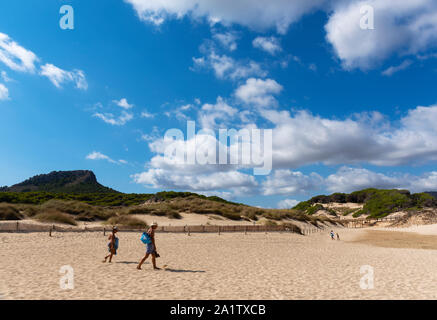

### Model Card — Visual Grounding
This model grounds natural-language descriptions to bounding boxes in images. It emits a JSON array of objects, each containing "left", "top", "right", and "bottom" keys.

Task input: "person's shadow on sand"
[
  {"left": 116, "top": 261, "right": 139, "bottom": 265},
  {"left": 164, "top": 268, "right": 206, "bottom": 273},
  {"left": 114, "top": 261, "right": 205, "bottom": 272}
]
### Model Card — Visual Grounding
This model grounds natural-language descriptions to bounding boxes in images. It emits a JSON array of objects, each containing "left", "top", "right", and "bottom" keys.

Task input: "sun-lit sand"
[{"left": 1, "top": 225, "right": 437, "bottom": 300}]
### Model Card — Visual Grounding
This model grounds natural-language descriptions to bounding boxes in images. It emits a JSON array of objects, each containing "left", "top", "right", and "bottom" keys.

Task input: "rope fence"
[
  {"left": 0, "top": 216, "right": 402, "bottom": 236},
  {"left": 0, "top": 222, "right": 302, "bottom": 235}
]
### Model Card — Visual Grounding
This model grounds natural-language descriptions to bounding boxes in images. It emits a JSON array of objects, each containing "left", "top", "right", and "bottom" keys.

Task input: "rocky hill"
[{"left": 0, "top": 170, "right": 118, "bottom": 194}]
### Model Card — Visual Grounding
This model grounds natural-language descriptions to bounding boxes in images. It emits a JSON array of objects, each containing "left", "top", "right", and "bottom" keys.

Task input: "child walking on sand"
[
  {"left": 137, "top": 222, "right": 160, "bottom": 270},
  {"left": 330, "top": 230, "right": 335, "bottom": 240},
  {"left": 103, "top": 226, "right": 119, "bottom": 263}
]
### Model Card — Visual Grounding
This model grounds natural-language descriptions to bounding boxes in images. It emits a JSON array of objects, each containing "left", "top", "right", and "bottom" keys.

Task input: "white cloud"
[
  {"left": 409, "top": 172, "right": 437, "bottom": 192},
  {"left": 86, "top": 151, "right": 116, "bottom": 163},
  {"left": 133, "top": 169, "right": 257, "bottom": 195},
  {"left": 381, "top": 60, "right": 413, "bottom": 76},
  {"left": 263, "top": 169, "right": 323, "bottom": 196},
  {"left": 193, "top": 52, "right": 267, "bottom": 80},
  {"left": 1, "top": 71, "right": 13, "bottom": 82},
  {"left": 93, "top": 111, "right": 133, "bottom": 126},
  {"left": 164, "top": 103, "right": 195, "bottom": 121},
  {"left": 113, "top": 98, "right": 134, "bottom": 109},
  {"left": 325, "top": 0, "right": 437, "bottom": 70},
  {"left": 0, "top": 83, "right": 9, "bottom": 100},
  {"left": 0, "top": 33, "right": 87, "bottom": 89},
  {"left": 140, "top": 126, "right": 161, "bottom": 142},
  {"left": 125, "top": 0, "right": 327, "bottom": 34},
  {"left": 0, "top": 32, "right": 38, "bottom": 72},
  {"left": 325, "top": 167, "right": 401, "bottom": 193},
  {"left": 264, "top": 167, "right": 437, "bottom": 197},
  {"left": 141, "top": 110, "right": 154, "bottom": 118},
  {"left": 139, "top": 96, "right": 437, "bottom": 196},
  {"left": 86, "top": 151, "right": 127, "bottom": 165},
  {"left": 260, "top": 105, "right": 437, "bottom": 169},
  {"left": 252, "top": 36, "right": 282, "bottom": 55},
  {"left": 40, "top": 63, "right": 88, "bottom": 90},
  {"left": 146, "top": 133, "right": 227, "bottom": 175},
  {"left": 235, "top": 78, "right": 283, "bottom": 108},
  {"left": 198, "top": 96, "right": 238, "bottom": 129},
  {"left": 277, "top": 199, "right": 300, "bottom": 209},
  {"left": 308, "top": 63, "right": 317, "bottom": 72},
  {"left": 325, "top": 167, "right": 437, "bottom": 194},
  {"left": 125, "top": 0, "right": 437, "bottom": 71},
  {"left": 213, "top": 31, "right": 238, "bottom": 51},
  {"left": 132, "top": 90, "right": 437, "bottom": 198}
]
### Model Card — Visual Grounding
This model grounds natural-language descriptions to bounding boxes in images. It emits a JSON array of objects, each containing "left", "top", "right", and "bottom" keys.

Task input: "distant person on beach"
[
  {"left": 137, "top": 222, "right": 160, "bottom": 270},
  {"left": 336, "top": 233, "right": 340, "bottom": 240},
  {"left": 330, "top": 230, "right": 335, "bottom": 240},
  {"left": 103, "top": 226, "right": 119, "bottom": 263}
]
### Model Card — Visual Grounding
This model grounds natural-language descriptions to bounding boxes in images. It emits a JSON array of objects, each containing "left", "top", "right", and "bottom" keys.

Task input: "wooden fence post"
[
  {"left": 103, "top": 227, "right": 106, "bottom": 236},
  {"left": 187, "top": 227, "right": 190, "bottom": 236},
  {"left": 218, "top": 226, "right": 221, "bottom": 235},
  {"left": 16, "top": 221, "right": 19, "bottom": 232}
]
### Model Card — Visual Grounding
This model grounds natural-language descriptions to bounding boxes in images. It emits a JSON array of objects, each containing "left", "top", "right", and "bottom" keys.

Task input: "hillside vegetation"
[
  {"left": 0, "top": 190, "right": 242, "bottom": 207},
  {"left": 426, "top": 191, "right": 437, "bottom": 199},
  {"left": 0, "top": 170, "right": 333, "bottom": 227},
  {"left": 0, "top": 193, "right": 332, "bottom": 227},
  {"left": 294, "top": 188, "right": 437, "bottom": 218}
]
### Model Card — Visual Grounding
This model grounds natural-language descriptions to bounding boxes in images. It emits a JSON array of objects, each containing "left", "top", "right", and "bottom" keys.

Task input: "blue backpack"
[
  {"left": 108, "top": 237, "right": 119, "bottom": 250},
  {"left": 141, "top": 232, "right": 151, "bottom": 244}
]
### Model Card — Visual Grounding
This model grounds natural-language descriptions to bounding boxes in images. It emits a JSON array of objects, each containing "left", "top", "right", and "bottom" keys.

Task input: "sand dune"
[{"left": 1, "top": 226, "right": 437, "bottom": 300}]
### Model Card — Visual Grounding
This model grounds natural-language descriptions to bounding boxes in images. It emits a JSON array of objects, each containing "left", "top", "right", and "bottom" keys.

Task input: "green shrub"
[
  {"left": 292, "top": 188, "right": 437, "bottom": 219},
  {"left": 413, "top": 193, "right": 436, "bottom": 207},
  {"left": 293, "top": 201, "right": 311, "bottom": 211},
  {"left": 352, "top": 209, "right": 364, "bottom": 218},
  {"left": 306, "top": 204, "right": 324, "bottom": 215},
  {"left": 360, "top": 190, "right": 412, "bottom": 218}
]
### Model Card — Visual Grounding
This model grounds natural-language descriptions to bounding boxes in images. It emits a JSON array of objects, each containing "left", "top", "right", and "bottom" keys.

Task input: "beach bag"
[
  {"left": 141, "top": 232, "right": 151, "bottom": 244},
  {"left": 108, "top": 237, "right": 119, "bottom": 250}
]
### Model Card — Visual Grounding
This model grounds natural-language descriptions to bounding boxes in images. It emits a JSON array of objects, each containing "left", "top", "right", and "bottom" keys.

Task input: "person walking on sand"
[
  {"left": 330, "top": 230, "right": 335, "bottom": 240},
  {"left": 103, "top": 226, "right": 119, "bottom": 263},
  {"left": 137, "top": 222, "right": 160, "bottom": 270}
]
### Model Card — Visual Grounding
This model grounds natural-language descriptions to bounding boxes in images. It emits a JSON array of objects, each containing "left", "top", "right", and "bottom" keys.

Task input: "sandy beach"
[{"left": 1, "top": 226, "right": 437, "bottom": 300}]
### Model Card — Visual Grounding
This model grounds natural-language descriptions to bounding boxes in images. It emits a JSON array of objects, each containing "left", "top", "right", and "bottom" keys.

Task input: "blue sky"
[{"left": 1, "top": 0, "right": 437, "bottom": 208}]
